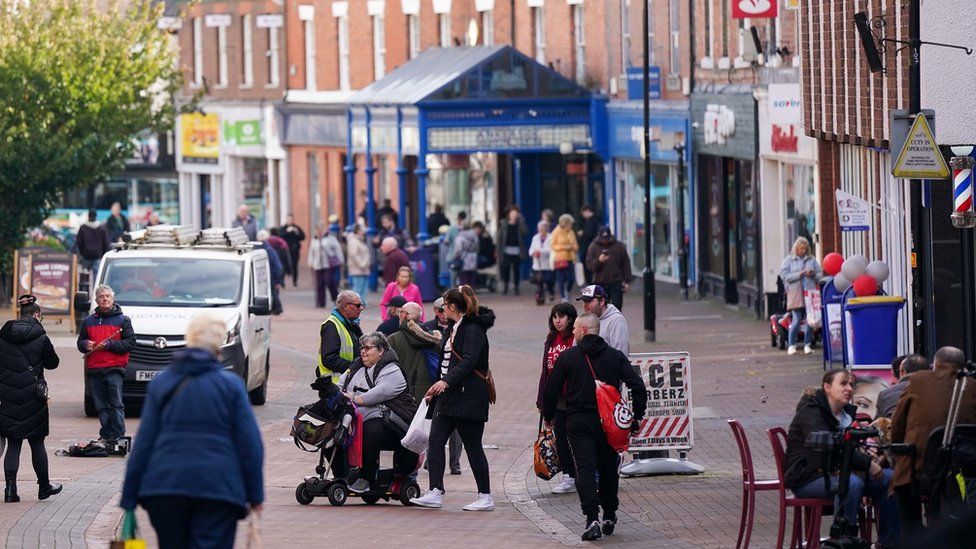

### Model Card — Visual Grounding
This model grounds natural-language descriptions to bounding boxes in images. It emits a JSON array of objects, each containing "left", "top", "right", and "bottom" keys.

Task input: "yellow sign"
[
  {"left": 180, "top": 113, "right": 219, "bottom": 165},
  {"left": 911, "top": 252, "right": 917, "bottom": 269},
  {"left": 892, "top": 115, "right": 950, "bottom": 179}
]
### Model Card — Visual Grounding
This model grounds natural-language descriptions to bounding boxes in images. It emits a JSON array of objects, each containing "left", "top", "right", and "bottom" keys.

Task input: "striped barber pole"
[{"left": 953, "top": 162, "right": 972, "bottom": 215}]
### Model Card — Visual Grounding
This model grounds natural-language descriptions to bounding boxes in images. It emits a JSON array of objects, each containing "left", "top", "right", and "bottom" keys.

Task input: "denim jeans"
[
  {"left": 788, "top": 309, "right": 813, "bottom": 346},
  {"left": 87, "top": 368, "right": 125, "bottom": 441},
  {"left": 349, "top": 275, "right": 369, "bottom": 307},
  {"left": 555, "top": 267, "right": 574, "bottom": 300},
  {"left": 792, "top": 469, "right": 900, "bottom": 546}
]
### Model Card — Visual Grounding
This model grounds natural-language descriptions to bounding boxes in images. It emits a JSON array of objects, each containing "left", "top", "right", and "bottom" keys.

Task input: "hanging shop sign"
[
  {"left": 732, "top": 0, "right": 777, "bottom": 19},
  {"left": 627, "top": 352, "right": 694, "bottom": 452},
  {"left": 835, "top": 189, "right": 871, "bottom": 232},
  {"left": 179, "top": 113, "right": 220, "bottom": 165}
]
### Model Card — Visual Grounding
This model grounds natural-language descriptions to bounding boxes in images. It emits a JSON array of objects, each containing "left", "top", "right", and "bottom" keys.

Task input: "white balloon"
[
  {"left": 866, "top": 260, "right": 890, "bottom": 284},
  {"left": 841, "top": 256, "right": 868, "bottom": 281},
  {"left": 833, "top": 273, "right": 852, "bottom": 292}
]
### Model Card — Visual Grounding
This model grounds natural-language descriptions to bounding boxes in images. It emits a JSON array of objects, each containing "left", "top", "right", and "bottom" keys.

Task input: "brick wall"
[{"left": 816, "top": 139, "right": 842, "bottom": 254}]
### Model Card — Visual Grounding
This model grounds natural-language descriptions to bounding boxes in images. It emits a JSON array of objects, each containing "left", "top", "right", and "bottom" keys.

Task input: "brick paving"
[{"left": 0, "top": 272, "right": 825, "bottom": 547}]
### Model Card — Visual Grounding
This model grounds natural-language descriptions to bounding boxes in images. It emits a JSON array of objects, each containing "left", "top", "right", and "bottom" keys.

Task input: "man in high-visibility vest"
[{"left": 318, "top": 290, "right": 365, "bottom": 381}]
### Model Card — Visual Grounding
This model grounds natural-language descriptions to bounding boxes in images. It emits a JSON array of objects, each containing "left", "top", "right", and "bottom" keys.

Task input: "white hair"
[
  {"left": 94, "top": 284, "right": 115, "bottom": 297},
  {"left": 186, "top": 314, "right": 227, "bottom": 356},
  {"left": 336, "top": 290, "right": 360, "bottom": 308},
  {"left": 401, "top": 302, "right": 422, "bottom": 320},
  {"left": 381, "top": 236, "right": 399, "bottom": 249},
  {"left": 537, "top": 220, "right": 550, "bottom": 231},
  {"left": 257, "top": 229, "right": 270, "bottom": 241}
]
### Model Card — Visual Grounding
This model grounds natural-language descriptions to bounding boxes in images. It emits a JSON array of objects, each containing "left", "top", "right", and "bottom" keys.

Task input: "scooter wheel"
[
  {"left": 362, "top": 495, "right": 381, "bottom": 505},
  {"left": 327, "top": 483, "right": 348, "bottom": 506},
  {"left": 399, "top": 481, "right": 421, "bottom": 506},
  {"left": 295, "top": 483, "right": 314, "bottom": 505}
]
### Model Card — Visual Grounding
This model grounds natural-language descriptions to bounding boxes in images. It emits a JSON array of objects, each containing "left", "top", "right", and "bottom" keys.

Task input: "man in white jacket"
[{"left": 578, "top": 285, "right": 629, "bottom": 355}]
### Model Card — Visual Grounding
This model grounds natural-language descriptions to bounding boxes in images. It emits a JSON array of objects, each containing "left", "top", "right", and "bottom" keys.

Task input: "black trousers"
[
  {"left": 4, "top": 436, "right": 48, "bottom": 485},
  {"left": 289, "top": 248, "right": 301, "bottom": 286},
  {"left": 427, "top": 414, "right": 490, "bottom": 494},
  {"left": 142, "top": 496, "right": 241, "bottom": 549},
  {"left": 894, "top": 484, "right": 925, "bottom": 544},
  {"left": 553, "top": 409, "right": 575, "bottom": 477},
  {"left": 500, "top": 253, "right": 521, "bottom": 291},
  {"left": 360, "top": 418, "right": 419, "bottom": 483},
  {"left": 567, "top": 414, "right": 619, "bottom": 521}
]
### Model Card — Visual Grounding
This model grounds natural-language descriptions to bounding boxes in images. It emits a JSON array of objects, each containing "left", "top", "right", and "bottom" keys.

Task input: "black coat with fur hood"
[
  {"left": 0, "top": 318, "right": 59, "bottom": 439},
  {"left": 433, "top": 306, "right": 495, "bottom": 422}
]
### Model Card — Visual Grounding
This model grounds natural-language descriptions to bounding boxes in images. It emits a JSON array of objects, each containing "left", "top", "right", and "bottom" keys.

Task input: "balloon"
[
  {"left": 841, "top": 255, "right": 868, "bottom": 281},
  {"left": 853, "top": 274, "right": 878, "bottom": 297},
  {"left": 823, "top": 252, "right": 845, "bottom": 276},
  {"left": 866, "top": 260, "right": 890, "bottom": 284},
  {"left": 833, "top": 273, "right": 852, "bottom": 292}
]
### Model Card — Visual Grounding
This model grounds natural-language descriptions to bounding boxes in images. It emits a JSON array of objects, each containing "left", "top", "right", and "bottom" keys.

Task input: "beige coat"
[{"left": 549, "top": 226, "right": 579, "bottom": 265}]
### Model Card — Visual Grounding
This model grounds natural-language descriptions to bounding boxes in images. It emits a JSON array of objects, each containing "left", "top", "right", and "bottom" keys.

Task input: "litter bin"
[
  {"left": 820, "top": 280, "right": 846, "bottom": 368},
  {"left": 842, "top": 296, "right": 905, "bottom": 369},
  {"left": 408, "top": 245, "right": 437, "bottom": 302}
]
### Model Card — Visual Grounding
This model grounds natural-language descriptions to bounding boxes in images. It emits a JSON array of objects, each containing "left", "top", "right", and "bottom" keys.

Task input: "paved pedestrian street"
[{"left": 0, "top": 280, "right": 825, "bottom": 547}]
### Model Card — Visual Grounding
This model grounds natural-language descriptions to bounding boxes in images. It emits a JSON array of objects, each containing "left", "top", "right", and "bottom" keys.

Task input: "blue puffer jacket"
[{"left": 120, "top": 348, "right": 264, "bottom": 512}]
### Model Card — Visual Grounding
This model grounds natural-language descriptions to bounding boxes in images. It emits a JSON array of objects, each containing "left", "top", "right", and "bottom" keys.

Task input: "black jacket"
[
  {"left": 433, "top": 306, "right": 495, "bottom": 422},
  {"left": 784, "top": 390, "right": 872, "bottom": 489},
  {"left": 76, "top": 222, "right": 111, "bottom": 261},
  {"left": 376, "top": 317, "right": 400, "bottom": 337},
  {"left": 0, "top": 318, "right": 59, "bottom": 439},
  {"left": 318, "top": 313, "right": 363, "bottom": 377},
  {"left": 578, "top": 216, "right": 601, "bottom": 259},
  {"left": 542, "top": 335, "right": 647, "bottom": 422},
  {"left": 279, "top": 223, "right": 306, "bottom": 253}
]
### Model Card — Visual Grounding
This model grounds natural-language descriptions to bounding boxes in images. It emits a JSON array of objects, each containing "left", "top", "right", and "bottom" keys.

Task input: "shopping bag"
[
  {"left": 533, "top": 417, "right": 561, "bottom": 480},
  {"left": 574, "top": 261, "right": 586, "bottom": 287},
  {"left": 804, "top": 289, "right": 822, "bottom": 330},
  {"left": 585, "top": 356, "right": 632, "bottom": 453},
  {"left": 786, "top": 285, "right": 805, "bottom": 310},
  {"left": 346, "top": 410, "right": 364, "bottom": 468},
  {"left": 400, "top": 399, "right": 432, "bottom": 454},
  {"left": 110, "top": 510, "right": 146, "bottom": 549}
]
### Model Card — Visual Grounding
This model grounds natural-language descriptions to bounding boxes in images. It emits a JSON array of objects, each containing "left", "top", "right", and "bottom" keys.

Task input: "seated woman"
[
  {"left": 784, "top": 369, "right": 900, "bottom": 547},
  {"left": 338, "top": 332, "right": 419, "bottom": 493}
]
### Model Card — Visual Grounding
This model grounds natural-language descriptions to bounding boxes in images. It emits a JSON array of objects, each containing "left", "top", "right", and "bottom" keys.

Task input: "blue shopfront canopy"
[{"left": 344, "top": 45, "right": 607, "bottom": 237}]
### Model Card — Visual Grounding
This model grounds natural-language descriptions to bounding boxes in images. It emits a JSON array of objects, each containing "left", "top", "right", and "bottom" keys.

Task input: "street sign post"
[{"left": 892, "top": 114, "right": 950, "bottom": 179}]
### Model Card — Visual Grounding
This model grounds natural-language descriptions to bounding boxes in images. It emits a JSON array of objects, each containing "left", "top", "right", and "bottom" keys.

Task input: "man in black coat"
[
  {"left": 279, "top": 214, "right": 306, "bottom": 287},
  {"left": 577, "top": 205, "right": 600, "bottom": 285},
  {"left": 543, "top": 312, "right": 647, "bottom": 541},
  {"left": 75, "top": 209, "right": 111, "bottom": 275}
]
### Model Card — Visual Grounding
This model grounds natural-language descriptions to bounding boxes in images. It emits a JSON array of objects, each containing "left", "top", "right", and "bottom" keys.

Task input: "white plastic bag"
[
  {"left": 400, "top": 399, "right": 432, "bottom": 454},
  {"left": 574, "top": 261, "right": 585, "bottom": 288}
]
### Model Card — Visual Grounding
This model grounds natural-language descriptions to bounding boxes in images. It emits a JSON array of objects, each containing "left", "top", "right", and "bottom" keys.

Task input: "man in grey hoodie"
[{"left": 578, "top": 285, "right": 629, "bottom": 355}]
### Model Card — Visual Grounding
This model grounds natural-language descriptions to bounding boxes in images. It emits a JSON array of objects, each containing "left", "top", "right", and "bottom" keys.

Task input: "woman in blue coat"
[
  {"left": 779, "top": 236, "right": 822, "bottom": 355},
  {"left": 121, "top": 314, "right": 264, "bottom": 548}
]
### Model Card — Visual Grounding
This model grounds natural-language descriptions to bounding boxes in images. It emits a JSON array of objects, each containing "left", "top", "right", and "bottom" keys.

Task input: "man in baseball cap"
[
  {"left": 584, "top": 225, "right": 631, "bottom": 310},
  {"left": 377, "top": 295, "right": 408, "bottom": 336},
  {"left": 577, "top": 285, "right": 629, "bottom": 355}
]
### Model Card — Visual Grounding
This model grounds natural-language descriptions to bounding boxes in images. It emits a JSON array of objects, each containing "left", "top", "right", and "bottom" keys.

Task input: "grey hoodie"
[
  {"left": 337, "top": 349, "right": 407, "bottom": 422},
  {"left": 599, "top": 304, "right": 630, "bottom": 356}
]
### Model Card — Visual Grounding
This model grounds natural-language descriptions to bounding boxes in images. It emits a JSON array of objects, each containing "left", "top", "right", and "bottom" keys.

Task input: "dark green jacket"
[{"left": 388, "top": 319, "right": 442, "bottom": 404}]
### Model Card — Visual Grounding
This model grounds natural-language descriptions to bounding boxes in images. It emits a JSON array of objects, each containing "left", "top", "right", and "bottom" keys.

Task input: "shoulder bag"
[
  {"left": 451, "top": 347, "right": 497, "bottom": 405},
  {"left": 584, "top": 355, "right": 632, "bottom": 453},
  {"left": 11, "top": 346, "right": 48, "bottom": 401}
]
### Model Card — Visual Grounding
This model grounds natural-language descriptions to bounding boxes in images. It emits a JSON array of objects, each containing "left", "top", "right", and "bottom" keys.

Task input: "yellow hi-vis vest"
[{"left": 318, "top": 315, "right": 354, "bottom": 382}]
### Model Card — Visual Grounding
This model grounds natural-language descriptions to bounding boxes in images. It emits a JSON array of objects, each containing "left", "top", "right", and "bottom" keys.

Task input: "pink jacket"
[{"left": 379, "top": 283, "right": 426, "bottom": 321}]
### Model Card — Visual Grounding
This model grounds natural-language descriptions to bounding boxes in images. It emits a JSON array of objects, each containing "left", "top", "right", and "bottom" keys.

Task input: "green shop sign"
[{"left": 223, "top": 120, "right": 263, "bottom": 146}]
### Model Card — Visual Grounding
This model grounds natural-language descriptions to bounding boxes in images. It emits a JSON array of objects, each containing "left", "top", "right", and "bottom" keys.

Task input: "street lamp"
[
  {"left": 674, "top": 136, "right": 688, "bottom": 300},
  {"left": 642, "top": 0, "right": 656, "bottom": 342}
]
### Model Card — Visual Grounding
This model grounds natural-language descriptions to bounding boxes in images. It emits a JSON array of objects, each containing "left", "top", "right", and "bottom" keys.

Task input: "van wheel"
[{"left": 248, "top": 354, "right": 269, "bottom": 406}]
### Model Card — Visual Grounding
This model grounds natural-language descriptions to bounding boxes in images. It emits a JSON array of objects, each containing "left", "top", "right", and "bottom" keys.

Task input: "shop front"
[
  {"left": 757, "top": 83, "right": 819, "bottom": 315},
  {"left": 607, "top": 103, "right": 693, "bottom": 284},
  {"left": 345, "top": 46, "right": 608, "bottom": 243},
  {"left": 692, "top": 89, "right": 761, "bottom": 313},
  {"left": 176, "top": 104, "right": 287, "bottom": 230}
]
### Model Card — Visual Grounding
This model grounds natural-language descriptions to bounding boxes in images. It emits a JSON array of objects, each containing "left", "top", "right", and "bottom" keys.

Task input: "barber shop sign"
[{"left": 732, "top": 0, "right": 777, "bottom": 19}]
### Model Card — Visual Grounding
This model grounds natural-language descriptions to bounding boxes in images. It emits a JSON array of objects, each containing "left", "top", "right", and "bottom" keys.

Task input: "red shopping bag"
[
  {"left": 346, "top": 409, "right": 364, "bottom": 468},
  {"left": 585, "top": 356, "right": 633, "bottom": 453}
]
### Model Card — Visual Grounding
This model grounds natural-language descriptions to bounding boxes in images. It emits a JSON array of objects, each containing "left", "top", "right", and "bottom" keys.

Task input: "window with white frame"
[
  {"left": 705, "top": 0, "right": 714, "bottom": 59},
  {"left": 217, "top": 25, "right": 228, "bottom": 87},
  {"left": 482, "top": 10, "right": 494, "bottom": 46},
  {"left": 192, "top": 17, "right": 203, "bottom": 86},
  {"left": 338, "top": 16, "right": 350, "bottom": 90},
  {"left": 668, "top": 0, "right": 680, "bottom": 75},
  {"left": 267, "top": 26, "right": 279, "bottom": 87},
  {"left": 532, "top": 7, "right": 545, "bottom": 64},
  {"left": 304, "top": 18, "right": 316, "bottom": 90},
  {"left": 408, "top": 14, "right": 421, "bottom": 59},
  {"left": 373, "top": 14, "right": 386, "bottom": 79},
  {"left": 573, "top": 4, "right": 585, "bottom": 83},
  {"left": 620, "top": 0, "right": 631, "bottom": 71},
  {"left": 439, "top": 13, "right": 452, "bottom": 47},
  {"left": 241, "top": 14, "right": 253, "bottom": 86}
]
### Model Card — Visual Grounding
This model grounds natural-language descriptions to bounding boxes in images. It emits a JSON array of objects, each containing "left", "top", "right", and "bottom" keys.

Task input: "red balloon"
[
  {"left": 823, "top": 252, "right": 845, "bottom": 276},
  {"left": 853, "top": 274, "right": 878, "bottom": 297}
]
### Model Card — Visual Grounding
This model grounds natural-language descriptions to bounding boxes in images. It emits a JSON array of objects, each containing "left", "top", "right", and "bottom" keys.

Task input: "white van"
[{"left": 74, "top": 226, "right": 272, "bottom": 415}]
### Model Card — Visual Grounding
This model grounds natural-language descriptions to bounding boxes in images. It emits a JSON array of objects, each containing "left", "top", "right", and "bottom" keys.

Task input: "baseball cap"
[
  {"left": 597, "top": 225, "right": 612, "bottom": 238},
  {"left": 576, "top": 285, "right": 608, "bottom": 302},
  {"left": 433, "top": 297, "right": 445, "bottom": 309},
  {"left": 387, "top": 295, "right": 408, "bottom": 308}
]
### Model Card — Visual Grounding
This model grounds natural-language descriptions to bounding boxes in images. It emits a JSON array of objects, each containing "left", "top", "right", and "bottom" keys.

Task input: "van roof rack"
[{"left": 115, "top": 225, "right": 257, "bottom": 252}]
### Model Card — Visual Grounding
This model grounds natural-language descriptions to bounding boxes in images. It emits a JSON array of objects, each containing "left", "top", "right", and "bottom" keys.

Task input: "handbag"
[
  {"left": 533, "top": 416, "right": 561, "bottom": 480},
  {"left": 584, "top": 355, "right": 632, "bottom": 453},
  {"left": 785, "top": 284, "right": 805, "bottom": 311},
  {"left": 451, "top": 347, "right": 497, "bottom": 405},
  {"left": 553, "top": 259, "right": 570, "bottom": 270},
  {"left": 12, "top": 347, "right": 48, "bottom": 401}
]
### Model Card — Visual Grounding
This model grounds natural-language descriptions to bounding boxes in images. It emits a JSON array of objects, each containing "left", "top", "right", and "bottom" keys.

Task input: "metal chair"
[
  {"left": 767, "top": 427, "right": 833, "bottom": 549},
  {"left": 728, "top": 419, "right": 779, "bottom": 549}
]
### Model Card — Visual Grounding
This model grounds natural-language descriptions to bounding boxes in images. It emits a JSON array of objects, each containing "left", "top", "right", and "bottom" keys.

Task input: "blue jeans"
[
  {"left": 349, "top": 275, "right": 369, "bottom": 307},
  {"left": 555, "top": 267, "right": 574, "bottom": 300},
  {"left": 88, "top": 369, "right": 125, "bottom": 441},
  {"left": 793, "top": 469, "right": 900, "bottom": 546},
  {"left": 788, "top": 309, "right": 812, "bottom": 346}
]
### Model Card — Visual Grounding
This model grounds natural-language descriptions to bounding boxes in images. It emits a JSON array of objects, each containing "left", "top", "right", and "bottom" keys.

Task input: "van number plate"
[{"left": 136, "top": 370, "right": 159, "bottom": 381}]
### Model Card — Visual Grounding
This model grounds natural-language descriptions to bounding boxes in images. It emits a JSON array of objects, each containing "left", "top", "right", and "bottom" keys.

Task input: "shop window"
[
  {"left": 242, "top": 158, "right": 269, "bottom": 227},
  {"left": 784, "top": 163, "right": 816, "bottom": 254}
]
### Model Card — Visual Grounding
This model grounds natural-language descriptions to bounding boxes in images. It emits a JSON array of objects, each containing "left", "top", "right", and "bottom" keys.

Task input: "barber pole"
[{"left": 950, "top": 154, "right": 976, "bottom": 229}]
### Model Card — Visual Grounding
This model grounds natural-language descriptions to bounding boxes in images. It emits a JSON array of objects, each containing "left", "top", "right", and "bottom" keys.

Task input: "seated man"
[
  {"left": 876, "top": 354, "right": 928, "bottom": 420},
  {"left": 784, "top": 369, "right": 900, "bottom": 546}
]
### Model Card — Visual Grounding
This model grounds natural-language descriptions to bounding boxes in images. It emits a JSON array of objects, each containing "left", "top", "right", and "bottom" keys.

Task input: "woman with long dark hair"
[
  {"left": 536, "top": 302, "right": 578, "bottom": 494},
  {"left": 0, "top": 295, "right": 61, "bottom": 502},
  {"left": 411, "top": 285, "right": 496, "bottom": 511}
]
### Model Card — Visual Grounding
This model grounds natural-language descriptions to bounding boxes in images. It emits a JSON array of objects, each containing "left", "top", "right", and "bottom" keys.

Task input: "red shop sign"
[{"left": 732, "top": 0, "right": 778, "bottom": 19}]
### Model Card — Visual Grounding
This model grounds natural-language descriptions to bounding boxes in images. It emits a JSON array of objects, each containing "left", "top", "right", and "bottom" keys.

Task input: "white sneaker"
[
  {"left": 551, "top": 475, "right": 577, "bottom": 494},
  {"left": 804, "top": 344, "right": 813, "bottom": 355},
  {"left": 409, "top": 488, "right": 444, "bottom": 508},
  {"left": 787, "top": 345, "right": 797, "bottom": 355},
  {"left": 462, "top": 493, "right": 495, "bottom": 511}
]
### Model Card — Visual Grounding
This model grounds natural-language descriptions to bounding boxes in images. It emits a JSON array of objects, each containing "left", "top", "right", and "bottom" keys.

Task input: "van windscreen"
[{"left": 100, "top": 258, "right": 244, "bottom": 307}]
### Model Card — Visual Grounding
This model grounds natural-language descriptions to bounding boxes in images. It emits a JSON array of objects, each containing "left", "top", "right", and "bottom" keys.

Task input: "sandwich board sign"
[{"left": 892, "top": 114, "right": 950, "bottom": 179}]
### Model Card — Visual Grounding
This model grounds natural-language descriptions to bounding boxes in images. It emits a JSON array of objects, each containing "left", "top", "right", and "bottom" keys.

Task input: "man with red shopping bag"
[{"left": 542, "top": 313, "right": 647, "bottom": 541}]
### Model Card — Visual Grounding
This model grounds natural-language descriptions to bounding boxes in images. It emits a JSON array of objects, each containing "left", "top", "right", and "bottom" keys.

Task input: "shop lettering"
[
  {"left": 771, "top": 124, "right": 799, "bottom": 153},
  {"left": 703, "top": 104, "right": 735, "bottom": 145},
  {"left": 649, "top": 388, "right": 686, "bottom": 399},
  {"left": 647, "top": 361, "right": 685, "bottom": 389}
]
